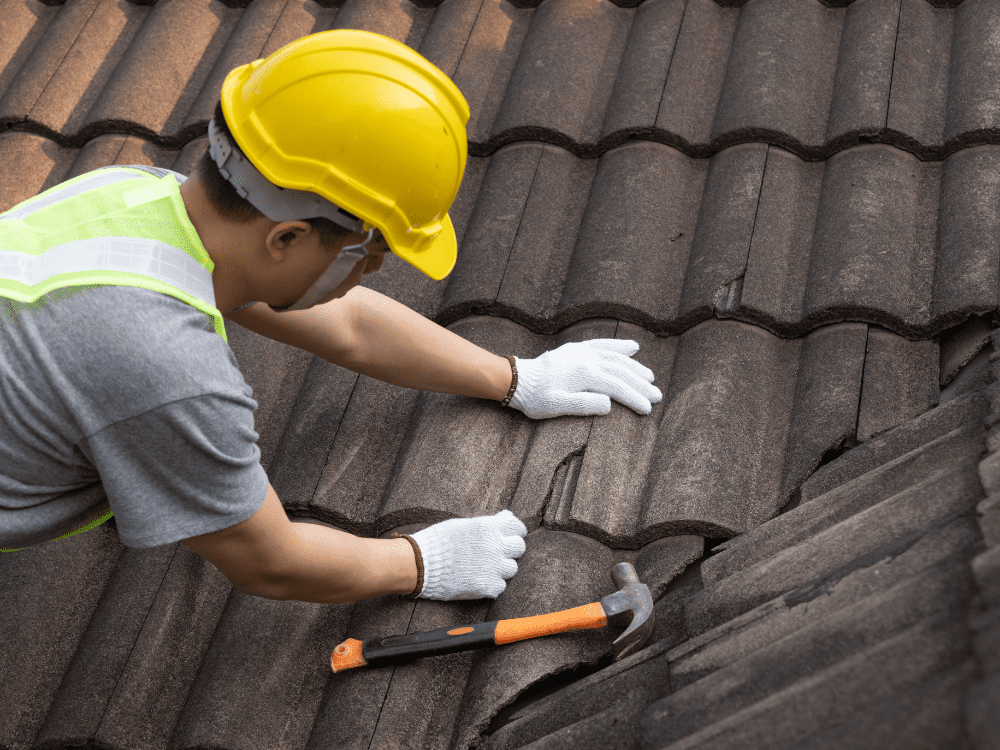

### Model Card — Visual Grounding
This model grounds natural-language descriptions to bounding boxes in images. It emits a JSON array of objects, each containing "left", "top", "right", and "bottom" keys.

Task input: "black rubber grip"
[{"left": 361, "top": 620, "right": 498, "bottom": 667}]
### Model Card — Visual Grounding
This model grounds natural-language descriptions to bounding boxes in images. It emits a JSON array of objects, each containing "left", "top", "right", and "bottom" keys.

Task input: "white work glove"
[
  {"left": 410, "top": 510, "right": 528, "bottom": 600},
  {"left": 508, "top": 339, "right": 662, "bottom": 419}
]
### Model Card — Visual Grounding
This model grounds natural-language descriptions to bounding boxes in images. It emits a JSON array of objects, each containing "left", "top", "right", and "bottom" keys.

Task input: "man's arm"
[
  {"left": 224, "top": 287, "right": 512, "bottom": 401},
  {"left": 182, "top": 481, "right": 418, "bottom": 603}
]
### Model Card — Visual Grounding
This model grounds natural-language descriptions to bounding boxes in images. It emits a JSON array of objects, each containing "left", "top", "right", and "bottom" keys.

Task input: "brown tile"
[
  {"left": 0, "top": 0, "right": 60, "bottom": 110},
  {"left": 0, "top": 132, "right": 77, "bottom": 212},
  {"left": 83, "top": 0, "right": 242, "bottom": 142}
]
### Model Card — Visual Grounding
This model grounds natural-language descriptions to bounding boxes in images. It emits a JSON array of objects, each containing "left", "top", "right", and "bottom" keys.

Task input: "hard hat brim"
[{"left": 389, "top": 213, "right": 457, "bottom": 281}]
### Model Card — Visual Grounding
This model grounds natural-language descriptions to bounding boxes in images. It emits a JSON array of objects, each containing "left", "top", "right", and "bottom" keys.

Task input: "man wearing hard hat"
[{"left": 0, "top": 31, "right": 661, "bottom": 603}]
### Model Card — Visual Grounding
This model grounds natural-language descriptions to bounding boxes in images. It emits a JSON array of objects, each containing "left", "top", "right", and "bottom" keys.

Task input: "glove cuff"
[
  {"left": 508, "top": 356, "right": 544, "bottom": 416},
  {"left": 391, "top": 533, "right": 424, "bottom": 599}
]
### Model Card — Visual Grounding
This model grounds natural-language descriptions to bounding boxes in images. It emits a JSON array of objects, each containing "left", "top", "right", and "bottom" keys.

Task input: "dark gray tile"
[
  {"left": 182, "top": 0, "right": 291, "bottom": 132},
  {"left": 655, "top": 0, "right": 738, "bottom": 151},
  {"left": 451, "top": 0, "right": 534, "bottom": 146},
  {"left": 940, "top": 314, "right": 994, "bottom": 387},
  {"left": 0, "top": 526, "right": 123, "bottom": 750},
  {"left": 686, "top": 466, "right": 982, "bottom": 635},
  {"left": 710, "top": 0, "right": 843, "bottom": 151},
  {"left": 0, "top": 0, "right": 103, "bottom": 132},
  {"left": 450, "top": 529, "right": 623, "bottom": 750},
  {"left": 34, "top": 545, "right": 177, "bottom": 749},
  {"left": 647, "top": 586, "right": 973, "bottom": 748},
  {"left": 600, "top": 0, "right": 685, "bottom": 141},
  {"left": 943, "top": 0, "right": 1000, "bottom": 146},
  {"left": 784, "top": 660, "right": 977, "bottom": 750},
  {"left": 857, "top": 328, "right": 939, "bottom": 442},
  {"left": 801, "top": 390, "right": 987, "bottom": 502},
  {"left": 779, "top": 323, "right": 868, "bottom": 500},
  {"left": 558, "top": 142, "right": 709, "bottom": 330},
  {"left": 0, "top": 0, "right": 60, "bottom": 112},
  {"left": 823, "top": 0, "right": 899, "bottom": 145},
  {"left": 932, "top": 147, "right": 1000, "bottom": 325},
  {"left": 489, "top": 0, "right": 631, "bottom": 148},
  {"left": 73, "top": 545, "right": 235, "bottom": 750},
  {"left": 171, "top": 590, "right": 354, "bottom": 750},
  {"left": 886, "top": 0, "right": 952, "bottom": 152}
]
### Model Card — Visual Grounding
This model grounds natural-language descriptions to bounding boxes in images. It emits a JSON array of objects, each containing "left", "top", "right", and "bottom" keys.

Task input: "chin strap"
[{"left": 284, "top": 226, "right": 374, "bottom": 311}]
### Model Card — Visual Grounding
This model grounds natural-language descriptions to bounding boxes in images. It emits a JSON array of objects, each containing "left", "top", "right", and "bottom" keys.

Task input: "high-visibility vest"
[{"left": 0, "top": 165, "right": 226, "bottom": 551}]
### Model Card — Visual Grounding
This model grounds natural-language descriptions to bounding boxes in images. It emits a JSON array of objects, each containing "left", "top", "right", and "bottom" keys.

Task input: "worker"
[{"left": 0, "top": 31, "right": 661, "bottom": 604}]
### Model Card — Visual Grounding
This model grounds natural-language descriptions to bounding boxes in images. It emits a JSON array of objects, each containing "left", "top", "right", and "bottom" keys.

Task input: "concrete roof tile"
[
  {"left": 651, "top": 556, "right": 975, "bottom": 746},
  {"left": 33, "top": 544, "right": 176, "bottom": 749},
  {"left": 333, "top": 0, "right": 436, "bottom": 48},
  {"left": 945, "top": 0, "right": 1000, "bottom": 144},
  {"left": 654, "top": 0, "right": 738, "bottom": 150},
  {"left": 857, "top": 327, "right": 939, "bottom": 442},
  {"left": 775, "top": 660, "right": 977, "bottom": 750},
  {"left": 649, "top": 611, "right": 972, "bottom": 749},
  {"left": 823, "top": 0, "right": 899, "bottom": 144},
  {"left": 710, "top": 0, "right": 844, "bottom": 149},
  {"left": 182, "top": 0, "right": 292, "bottom": 132},
  {"left": 83, "top": 0, "right": 241, "bottom": 142},
  {"left": 933, "top": 146, "right": 1000, "bottom": 322},
  {"left": 0, "top": 525, "right": 123, "bottom": 749},
  {"left": 801, "top": 391, "right": 986, "bottom": 502},
  {"left": 495, "top": 144, "right": 597, "bottom": 324},
  {"left": 940, "top": 314, "right": 994, "bottom": 387},
  {"left": 0, "top": 0, "right": 102, "bottom": 131},
  {"left": 260, "top": 0, "right": 339, "bottom": 56},
  {"left": 22, "top": 0, "right": 149, "bottom": 138},
  {"left": 0, "top": 0, "right": 59, "bottom": 112},
  {"left": 0, "top": 132, "right": 77, "bottom": 211},
  {"left": 489, "top": 0, "right": 631, "bottom": 147},
  {"left": 686, "top": 461, "right": 982, "bottom": 635},
  {"left": 451, "top": 0, "right": 534, "bottom": 144},
  {"left": 599, "top": 0, "right": 685, "bottom": 141},
  {"left": 440, "top": 142, "right": 545, "bottom": 320},
  {"left": 557, "top": 141, "right": 710, "bottom": 329},
  {"left": 449, "top": 529, "right": 622, "bottom": 750},
  {"left": 886, "top": 0, "right": 951, "bottom": 151},
  {"left": 171, "top": 589, "right": 354, "bottom": 750}
]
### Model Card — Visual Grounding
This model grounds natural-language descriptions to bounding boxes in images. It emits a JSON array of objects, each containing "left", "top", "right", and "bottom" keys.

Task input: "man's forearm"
[
  {"left": 264, "top": 520, "right": 418, "bottom": 604},
  {"left": 329, "top": 286, "right": 513, "bottom": 401}
]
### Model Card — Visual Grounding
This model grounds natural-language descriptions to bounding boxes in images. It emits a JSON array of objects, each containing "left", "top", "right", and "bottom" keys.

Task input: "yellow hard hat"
[{"left": 219, "top": 30, "right": 469, "bottom": 280}]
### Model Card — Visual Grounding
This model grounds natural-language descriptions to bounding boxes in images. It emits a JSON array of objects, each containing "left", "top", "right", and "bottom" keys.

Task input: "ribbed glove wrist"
[
  {"left": 508, "top": 339, "right": 662, "bottom": 419},
  {"left": 409, "top": 510, "right": 528, "bottom": 600}
]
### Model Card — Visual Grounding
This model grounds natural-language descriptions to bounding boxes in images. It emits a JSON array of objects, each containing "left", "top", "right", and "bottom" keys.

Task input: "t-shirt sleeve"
[{"left": 76, "top": 391, "right": 270, "bottom": 548}]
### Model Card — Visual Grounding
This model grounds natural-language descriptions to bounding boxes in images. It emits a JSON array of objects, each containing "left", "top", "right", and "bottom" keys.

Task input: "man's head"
[
  {"left": 187, "top": 103, "right": 389, "bottom": 313},
  {"left": 183, "top": 30, "right": 470, "bottom": 315}
]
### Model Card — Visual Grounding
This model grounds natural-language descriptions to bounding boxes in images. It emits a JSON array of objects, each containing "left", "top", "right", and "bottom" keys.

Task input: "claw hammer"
[{"left": 331, "top": 562, "right": 654, "bottom": 673}]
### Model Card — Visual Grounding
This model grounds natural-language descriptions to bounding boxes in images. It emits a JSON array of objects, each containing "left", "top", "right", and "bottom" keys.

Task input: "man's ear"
[{"left": 265, "top": 221, "right": 313, "bottom": 254}]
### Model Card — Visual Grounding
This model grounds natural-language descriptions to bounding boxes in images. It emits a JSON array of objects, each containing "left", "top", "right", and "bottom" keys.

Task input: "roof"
[{"left": 1, "top": 0, "right": 999, "bottom": 748}]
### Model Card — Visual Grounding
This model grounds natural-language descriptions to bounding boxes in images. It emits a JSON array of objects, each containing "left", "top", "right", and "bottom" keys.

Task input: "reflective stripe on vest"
[{"left": 0, "top": 166, "right": 225, "bottom": 552}]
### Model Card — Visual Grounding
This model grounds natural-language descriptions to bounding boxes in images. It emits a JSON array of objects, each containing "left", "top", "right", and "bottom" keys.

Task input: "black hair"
[{"left": 198, "top": 101, "right": 353, "bottom": 246}]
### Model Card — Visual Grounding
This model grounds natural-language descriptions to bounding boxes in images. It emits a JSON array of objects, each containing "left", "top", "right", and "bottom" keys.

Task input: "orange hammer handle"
[{"left": 494, "top": 601, "right": 607, "bottom": 645}]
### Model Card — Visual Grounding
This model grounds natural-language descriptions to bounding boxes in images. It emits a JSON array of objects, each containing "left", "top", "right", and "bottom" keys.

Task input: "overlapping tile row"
[
  {"left": 237, "top": 313, "right": 937, "bottom": 547},
  {"left": 481, "top": 388, "right": 989, "bottom": 749},
  {"left": 0, "top": 515, "right": 700, "bottom": 750},
  {"left": 416, "top": 139, "right": 1000, "bottom": 339},
  {"left": 1, "top": 0, "right": 997, "bottom": 159},
  {"left": 6, "top": 130, "right": 996, "bottom": 341}
]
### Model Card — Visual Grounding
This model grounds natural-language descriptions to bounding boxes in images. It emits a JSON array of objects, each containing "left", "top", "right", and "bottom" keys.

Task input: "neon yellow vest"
[{"left": 0, "top": 166, "right": 226, "bottom": 551}]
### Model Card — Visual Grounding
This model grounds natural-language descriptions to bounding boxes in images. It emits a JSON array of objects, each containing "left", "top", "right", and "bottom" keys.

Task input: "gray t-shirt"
[{"left": 0, "top": 284, "right": 269, "bottom": 549}]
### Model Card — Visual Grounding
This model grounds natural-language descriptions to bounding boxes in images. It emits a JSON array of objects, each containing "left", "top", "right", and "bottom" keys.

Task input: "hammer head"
[{"left": 599, "top": 562, "right": 654, "bottom": 661}]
